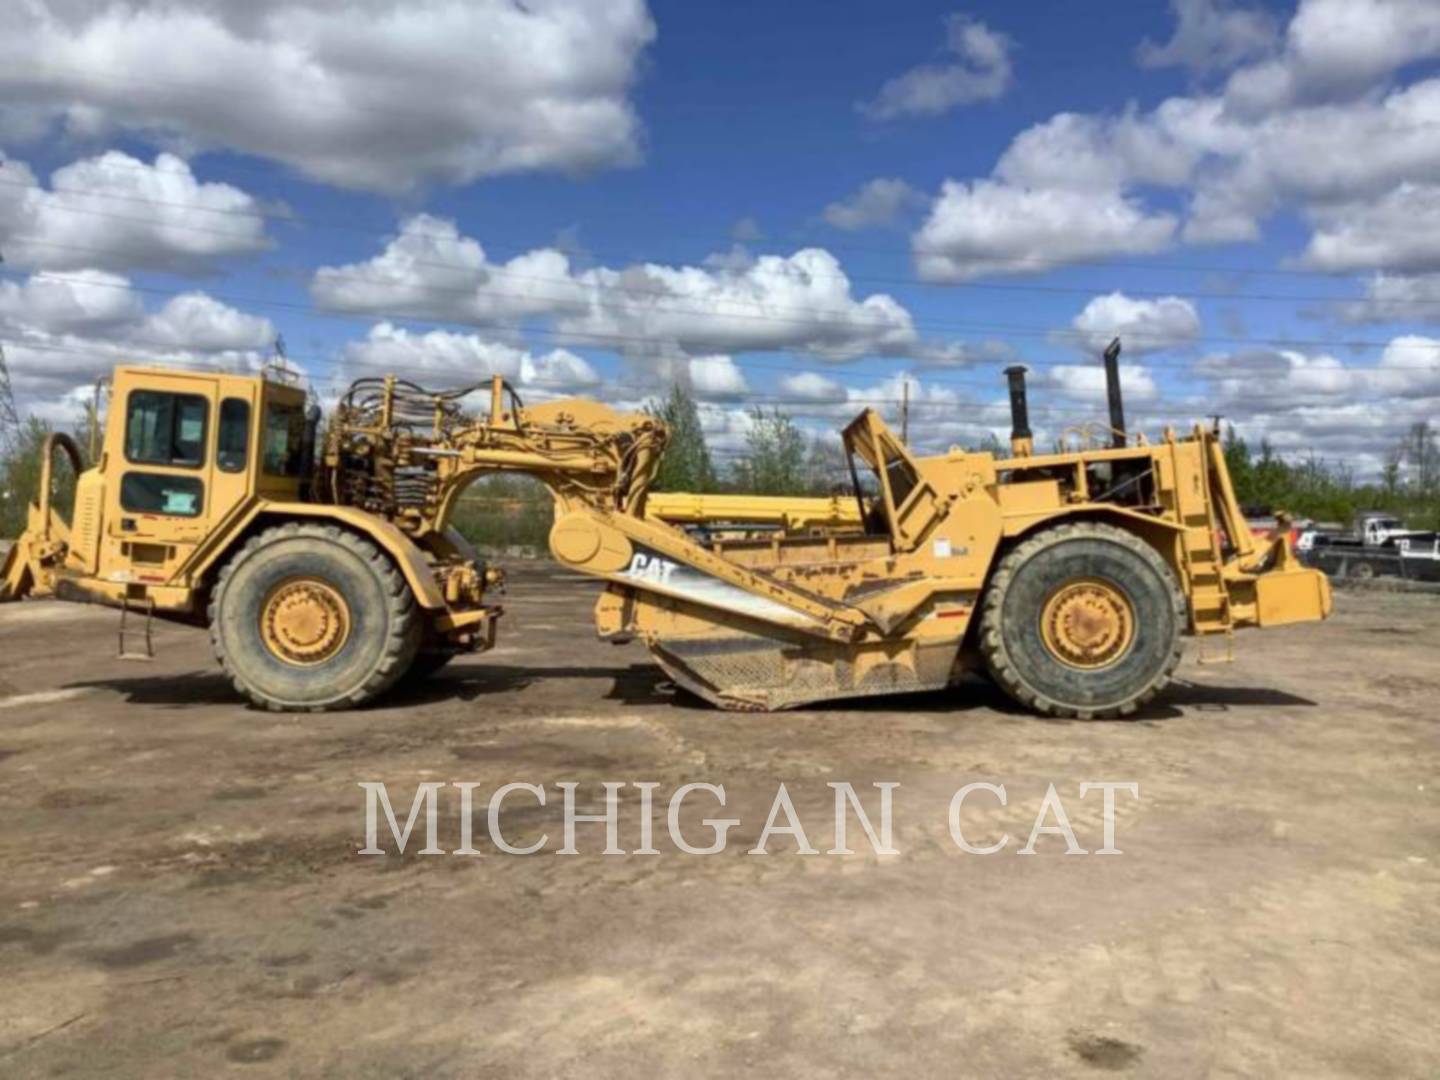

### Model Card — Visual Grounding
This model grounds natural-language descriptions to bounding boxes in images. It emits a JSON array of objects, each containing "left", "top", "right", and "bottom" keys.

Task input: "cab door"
[
  {"left": 209, "top": 381, "right": 263, "bottom": 529},
  {"left": 100, "top": 372, "right": 221, "bottom": 586}
]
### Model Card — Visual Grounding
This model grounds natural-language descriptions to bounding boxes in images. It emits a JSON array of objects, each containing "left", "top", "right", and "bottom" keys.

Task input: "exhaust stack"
[
  {"left": 1004, "top": 365, "right": 1033, "bottom": 458},
  {"left": 1103, "top": 337, "right": 1126, "bottom": 449}
]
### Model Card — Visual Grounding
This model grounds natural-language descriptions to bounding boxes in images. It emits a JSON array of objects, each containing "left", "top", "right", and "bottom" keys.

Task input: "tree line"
[
  {"left": 1222, "top": 421, "right": 1440, "bottom": 529},
  {"left": 3, "top": 368, "right": 1437, "bottom": 544},
  {"left": 645, "top": 383, "right": 852, "bottom": 497}
]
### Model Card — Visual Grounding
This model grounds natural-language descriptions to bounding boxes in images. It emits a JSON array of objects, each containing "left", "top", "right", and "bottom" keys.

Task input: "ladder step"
[
  {"left": 1196, "top": 627, "right": 1236, "bottom": 664},
  {"left": 117, "top": 597, "right": 156, "bottom": 661}
]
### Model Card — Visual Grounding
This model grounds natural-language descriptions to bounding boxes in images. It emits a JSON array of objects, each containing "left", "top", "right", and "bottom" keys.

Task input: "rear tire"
[
  {"left": 209, "top": 523, "right": 420, "bottom": 712},
  {"left": 979, "top": 522, "right": 1185, "bottom": 719}
]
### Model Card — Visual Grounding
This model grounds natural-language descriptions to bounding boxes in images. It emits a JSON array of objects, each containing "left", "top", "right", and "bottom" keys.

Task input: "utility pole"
[{"left": 900, "top": 377, "right": 909, "bottom": 445}]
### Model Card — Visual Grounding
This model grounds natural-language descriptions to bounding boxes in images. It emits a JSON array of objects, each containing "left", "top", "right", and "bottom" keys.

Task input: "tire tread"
[
  {"left": 208, "top": 522, "right": 420, "bottom": 712},
  {"left": 978, "top": 521, "right": 1186, "bottom": 720}
]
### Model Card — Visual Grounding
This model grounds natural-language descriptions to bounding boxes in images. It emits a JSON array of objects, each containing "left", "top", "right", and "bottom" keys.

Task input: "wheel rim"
[
  {"left": 259, "top": 577, "right": 352, "bottom": 666},
  {"left": 1039, "top": 577, "right": 1135, "bottom": 670}
]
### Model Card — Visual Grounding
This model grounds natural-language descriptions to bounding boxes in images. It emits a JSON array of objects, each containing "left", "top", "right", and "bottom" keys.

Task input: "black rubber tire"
[
  {"left": 209, "top": 523, "right": 421, "bottom": 712},
  {"left": 1348, "top": 560, "right": 1376, "bottom": 580},
  {"left": 978, "top": 522, "right": 1185, "bottom": 719}
]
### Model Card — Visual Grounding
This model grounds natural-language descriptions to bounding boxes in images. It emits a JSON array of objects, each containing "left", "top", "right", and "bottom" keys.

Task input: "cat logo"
[{"left": 625, "top": 552, "right": 678, "bottom": 585}]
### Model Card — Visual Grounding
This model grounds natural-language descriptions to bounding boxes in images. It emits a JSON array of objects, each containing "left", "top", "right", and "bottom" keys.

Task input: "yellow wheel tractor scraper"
[{"left": 0, "top": 340, "right": 1331, "bottom": 716}]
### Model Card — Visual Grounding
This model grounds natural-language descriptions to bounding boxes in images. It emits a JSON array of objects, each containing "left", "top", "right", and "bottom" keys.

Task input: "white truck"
[{"left": 1299, "top": 512, "right": 1440, "bottom": 582}]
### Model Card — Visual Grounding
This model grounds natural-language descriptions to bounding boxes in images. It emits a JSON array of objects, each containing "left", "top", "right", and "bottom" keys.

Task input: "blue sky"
[{"left": 1, "top": 0, "right": 1438, "bottom": 473}]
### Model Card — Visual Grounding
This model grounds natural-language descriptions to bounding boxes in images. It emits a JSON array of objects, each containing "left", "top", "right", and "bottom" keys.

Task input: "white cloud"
[
  {"left": 0, "top": 269, "right": 276, "bottom": 414},
  {"left": 861, "top": 13, "right": 1013, "bottom": 120},
  {"left": 0, "top": 269, "right": 143, "bottom": 332},
  {"left": 1340, "top": 272, "right": 1440, "bottom": 324},
  {"left": 341, "top": 323, "right": 598, "bottom": 392},
  {"left": 779, "top": 371, "right": 846, "bottom": 403},
  {"left": 311, "top": 214, "right": 586, "bottom": 324},
  {"left": 1183, "top": 78, "right": 1440, "bottom": 245},
  {"left": 823, "top": 179, "right": 926, "bottom": 231},
  {"left": 1041, "top": 363, "right": 1160, "bottom": 404},
  {"left": 1179, "top": 337, "right": 1440, "bottom": 474},
  {"left": 1197, "top": 337, "right": 1440, "bottom": 408},
  {"left": 1137, "top": 0, "right": 1277, "bottom": 74},
  {"left": 1, "top": 271, "right": 272, "bottom": 351},
  {"left": 567, "top": 248, "right": 917, "bottom": 363},
  {"left": 0, "top": 150, "right": 270, "bottom": 272},
  {"left": 686, "top": 356, "right": 749, "bottom": 401},
  {"left": 1069, "top": 293, "right": 1202, "bottom": 356},
  {"left": 913, "top": 180, "right": 1176, "bottom": 281},
  {"left": 1301, "top": 182, "right": 1440, "bottom": 273},
  {"left": 995, "top": 108, "right": 1201, "bottom": 194},
  {"left": 1225, "top": 0, "right": 1440, "bottom": 113},
  {"left": 838, "top": 372, "right": 1011, "bottom": 454},
  {"left": 0, "top": 1, "right": 655, "bottom": 195},
  {"left": 909, "top": 0, "right": 1440, "bottom": 279},
  {"left": 910, "top": 337, "right": 1018, "bottom": 368},
  {"left": 314, "top": 217, "right": 922, "bottom": 366},
  {"left": 140, "top": 293, "right": 275, "bottom": 352}
]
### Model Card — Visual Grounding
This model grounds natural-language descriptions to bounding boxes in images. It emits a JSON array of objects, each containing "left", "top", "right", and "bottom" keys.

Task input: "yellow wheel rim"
[
  {"left": 1039, "top": 577, "right": 1135, "bottom": 670},
  {"left": 259, "top": 577, "right": 351, "bottom": 666}
]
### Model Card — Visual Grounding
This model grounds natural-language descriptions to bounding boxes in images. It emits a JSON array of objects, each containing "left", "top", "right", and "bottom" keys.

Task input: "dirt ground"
[{"left": 0, "top": 564, "right": 1436, "bottom": 1078}]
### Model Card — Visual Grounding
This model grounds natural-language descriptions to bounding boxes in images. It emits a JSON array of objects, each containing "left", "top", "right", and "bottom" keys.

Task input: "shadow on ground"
[{"left": 65, "top": 664, "right": 1317, "bottom": 719}]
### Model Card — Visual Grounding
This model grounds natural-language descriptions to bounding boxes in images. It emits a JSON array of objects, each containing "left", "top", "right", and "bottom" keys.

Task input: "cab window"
[
  {"left": 217, "top": 398, "right": 250, "bottom": 473},
  {"left": 125, "top": 391, "right": 207, "bottom": 467},
  {"left": 120, "top": 473, "right": 204, "bottom": 517},
  {"left": 262, "top": 401, "right": 306, "bottom": 477}
]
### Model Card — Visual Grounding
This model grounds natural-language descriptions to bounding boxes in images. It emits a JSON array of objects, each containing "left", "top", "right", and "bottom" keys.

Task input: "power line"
[{"left": 6, "top": 337, "right": 1436, "bottom": 427}]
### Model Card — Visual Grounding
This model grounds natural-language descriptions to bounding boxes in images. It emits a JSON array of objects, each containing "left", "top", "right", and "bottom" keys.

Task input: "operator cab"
[{"left": 65, "top": 366, "right": 311, "bottom": 599}]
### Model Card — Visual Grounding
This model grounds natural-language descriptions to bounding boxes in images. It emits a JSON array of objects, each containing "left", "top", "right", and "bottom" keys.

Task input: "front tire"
[
  {"left": 209, "top": 523, "right": 420, "bottom": 711},
  {"left": 979, "top": 522, "right": 1185, "bottom": 719}
]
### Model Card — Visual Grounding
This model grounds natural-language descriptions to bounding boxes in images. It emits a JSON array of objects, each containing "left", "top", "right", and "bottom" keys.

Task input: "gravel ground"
[{"left": 0, "top": 564, "right": 1436, "bottom": 1078}]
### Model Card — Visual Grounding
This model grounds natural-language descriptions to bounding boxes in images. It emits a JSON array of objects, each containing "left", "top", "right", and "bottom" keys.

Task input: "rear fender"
[
  {"left": 186, "top": 501, "right": 447, "bottom": 609},
  {"left": 1001, "top": 506, "right": 1187, "bottom": 583}
]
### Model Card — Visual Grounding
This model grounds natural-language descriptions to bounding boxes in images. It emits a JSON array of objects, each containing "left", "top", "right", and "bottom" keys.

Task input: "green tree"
[
  {"left": 801, "top": 434, "right": 849, "bottom": 495},
  {"left": 1381, "top": 446, "right": 1402, "bottom": 499},
  {"left": 733, "top": 406, "right": 806, "bottom": 495},
  {"left": 1401, "top": 420, "right": 1439, "bottom": 494},
  {"left": 646, "top": 383, "right": 715, "bottom": 493},
  {"left": 1, "top": 416, "right": 76, "bottom": 539},
  {"left": 1222, "top": 425, "right": 1254, "bottom": 501},
  {"left": 449, "top": 473, "right": 553, "bottom": 551},
  {"left": 971, "top": 431, "right": 1006, "bottom": 456},
  {"left": 0, "top": 344, "right": 20, "bottom": 456}
]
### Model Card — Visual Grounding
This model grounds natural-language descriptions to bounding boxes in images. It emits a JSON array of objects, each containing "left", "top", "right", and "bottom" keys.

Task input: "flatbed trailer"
[{"left": 1304, "top": 538, "right": 1440, "bottom": 583}]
